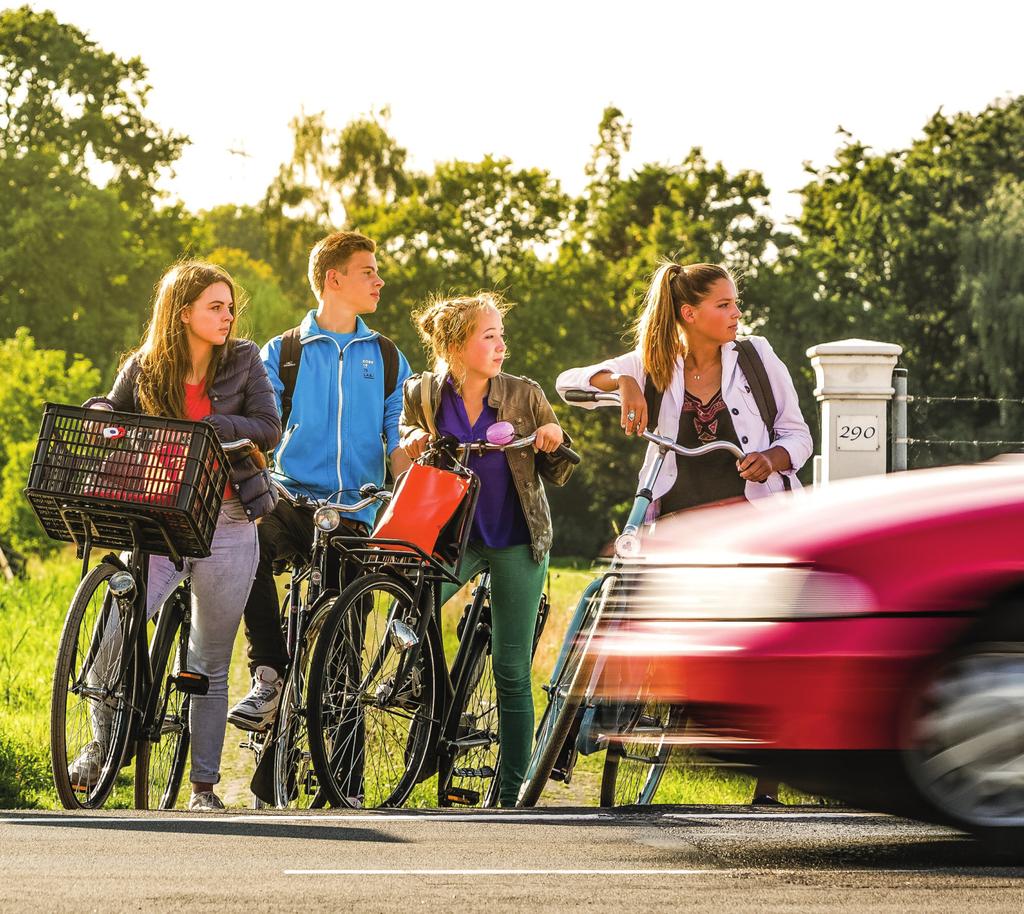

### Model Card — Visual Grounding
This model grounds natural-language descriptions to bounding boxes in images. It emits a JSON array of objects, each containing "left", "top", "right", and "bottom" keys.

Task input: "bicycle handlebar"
[
  {"left": 270, "top": 477, "right": 392, "bottom": 514},
  {"left": 438, "top": 433, "right": 581, "bottom": 466},
  {"left": 560, "top": 388, "right": 746, "bottom": 461}
]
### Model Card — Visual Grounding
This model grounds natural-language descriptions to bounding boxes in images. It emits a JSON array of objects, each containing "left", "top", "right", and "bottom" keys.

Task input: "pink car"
[{"left": 594, "top": 456, "right": 1024, "bottom": 846}]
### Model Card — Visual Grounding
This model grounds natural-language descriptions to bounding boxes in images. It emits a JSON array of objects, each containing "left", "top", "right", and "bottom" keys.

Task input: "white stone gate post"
[{"left": 805, "top": 339, "right": 902, "bottom": 483}]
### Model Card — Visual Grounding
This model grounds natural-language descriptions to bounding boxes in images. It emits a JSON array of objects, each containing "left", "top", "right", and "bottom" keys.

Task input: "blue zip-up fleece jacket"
[{"left": 261, "top": 311, "right": 412, "bottom": 527}]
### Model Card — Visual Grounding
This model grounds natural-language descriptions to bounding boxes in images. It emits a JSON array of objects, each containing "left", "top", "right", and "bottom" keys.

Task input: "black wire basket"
[{"left": 24, "top": 403, "right": 229, "bottom": 558}]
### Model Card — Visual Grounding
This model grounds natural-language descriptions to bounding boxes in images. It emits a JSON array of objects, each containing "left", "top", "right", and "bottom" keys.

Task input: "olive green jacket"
[{"left": 399, "top": 372, "right": 575, "bottom": 562}]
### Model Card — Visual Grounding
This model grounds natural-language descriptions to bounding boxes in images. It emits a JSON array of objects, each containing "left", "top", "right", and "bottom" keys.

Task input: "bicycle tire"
[
  {"left": 134, "top": 595, "right": 190, "bottom": 809},
  {"left": 437, "top": 620, "right": 500, "bottom": 808},
  {"left": 51, "top": 562, "right": 136, "bottom": 809},
  {"left": 517, "top": 581, "right": 607, "bottom": 808},
  {"left": 599, "top": 701, "right": 682, "bottom": 807},
  {"left": 272, "top": 594, "right": 332, "bottom": 809},
  {"left": 307, "top": 574, "right": 442, "bottom": 808}
]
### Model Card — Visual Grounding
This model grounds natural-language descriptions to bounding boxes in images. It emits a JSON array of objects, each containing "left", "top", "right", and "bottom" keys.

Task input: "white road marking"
[
  {"left": 285, "top": 868, "right": 725, "bottom": 876},
  {"left": 665, "top": 812, "right": 889, "bottom": 820}
]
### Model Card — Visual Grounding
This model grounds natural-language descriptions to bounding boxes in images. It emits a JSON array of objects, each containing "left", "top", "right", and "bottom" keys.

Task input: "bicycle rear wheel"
[
  {"left": 272, "top": 596, "right": 331, "bottom": 809},
  {"left": 600, "top": 701, "right": 681, "bottom": 807},
  {"left": 135, "top": 591, "right": 190, "bottom": 809},
  {"left": 438, "top": 619, "right": 500, "bottom": 808},
  {"left": 51, "top": 562, "right": 136, "bottom": 809},
  {"left": 307, "top": 574, "right": 441, "bottom": 808}
]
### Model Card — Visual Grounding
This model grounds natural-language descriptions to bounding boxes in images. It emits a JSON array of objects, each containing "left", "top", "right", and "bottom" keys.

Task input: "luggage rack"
[{"left": 328, "top": 535, "right": 464, "bottom": 587}]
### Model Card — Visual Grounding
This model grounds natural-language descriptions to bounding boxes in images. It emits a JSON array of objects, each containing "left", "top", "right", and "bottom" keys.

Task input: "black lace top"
[{"left": 658, "top": 389, "right": 745, "bottom": 516}]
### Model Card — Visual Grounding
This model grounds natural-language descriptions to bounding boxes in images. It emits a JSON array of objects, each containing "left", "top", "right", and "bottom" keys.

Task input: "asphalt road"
[{"left": 1, "top": 806, "right": 1022, "bottom": 912}]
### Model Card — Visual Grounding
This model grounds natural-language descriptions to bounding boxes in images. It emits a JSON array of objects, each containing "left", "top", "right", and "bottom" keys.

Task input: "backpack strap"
[
  {"left": 734, "top": 339, "right": 791, "bottom": 490},
  {"left": 643, "top": 374, "right": 663, "bottom": 433},
  {"left": 377, "top": 334, "right": 399, "bottom": 400},
  {"left": 420, "top": 370, "right": 439, "bottom": 438},
  {"left": 278, "top": 326, "right": 303, "bottom": 428}
]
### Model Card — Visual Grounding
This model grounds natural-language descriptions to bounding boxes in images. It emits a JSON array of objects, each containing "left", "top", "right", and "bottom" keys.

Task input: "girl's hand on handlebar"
[
  {"left": 533, "top": 423, "right": 564, "bottom": 453},
  {"left": 737, "top": 451, "right": 773, "bottom": 483},
  {"left": 616, "top": 375, "right": 647, "bottom": 436},
  {"left": 402, "top": 429, "right": 432, "bottom": 460}
]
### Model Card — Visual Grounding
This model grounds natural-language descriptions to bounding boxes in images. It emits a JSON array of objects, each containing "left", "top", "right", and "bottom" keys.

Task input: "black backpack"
[
  {"left": 277, "top": 326, "right": 399, "bottom": 427},
  {"left": 643, "top": 338, "right": 792, "bottom": 489}
]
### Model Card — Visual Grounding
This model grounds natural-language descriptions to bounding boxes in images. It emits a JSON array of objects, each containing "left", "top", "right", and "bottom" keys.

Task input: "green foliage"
[
  {"left": 959, "top": 176, "right": 1024, "bottom": 407},
  {"left": 785, "top": 96, "right": 1024, "bottom": 465},
  {"left": 0, "top": 330, "right": 100, "bottom": 553},
  {"left": 208, "top": 247, "right": 306, "bottom": 347},
  {"left": 0, "top": 7, "right": 196, "bottom": 374},
  {"left": 0, "top": 329, "right": 100, "bottom": 465}
]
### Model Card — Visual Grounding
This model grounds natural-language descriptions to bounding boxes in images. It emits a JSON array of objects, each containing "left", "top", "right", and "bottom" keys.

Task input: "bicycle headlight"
[
  {"left": 614, "top": 532, "right": 642, "bottom": 559},
  {"left": 314, "top": 506, "right": 341, "bottom": 532},
  {"left": 108, "top": 571, "right": 135, "bottom": 597}
]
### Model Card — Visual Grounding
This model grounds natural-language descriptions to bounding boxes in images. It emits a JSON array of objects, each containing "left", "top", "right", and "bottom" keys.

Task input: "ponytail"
[{"left": 631, "top": 261, "right": 735, "bottom": 392}]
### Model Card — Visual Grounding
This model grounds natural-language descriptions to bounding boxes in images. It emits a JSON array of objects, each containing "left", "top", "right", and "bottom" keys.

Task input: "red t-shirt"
[{"left": 185, "top": 381, "right": 233, "bottom": 500}]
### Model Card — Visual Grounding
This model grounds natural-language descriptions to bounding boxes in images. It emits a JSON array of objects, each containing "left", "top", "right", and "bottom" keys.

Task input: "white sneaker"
[
  {"left": 68, "top": 740, "right": 105, "bottom": 790},
  {"left": 227, "top": 665, "right": 283, "bottom": 732},
  {"left": 188, "top": 791, "right": 226, "bottom": 812}
]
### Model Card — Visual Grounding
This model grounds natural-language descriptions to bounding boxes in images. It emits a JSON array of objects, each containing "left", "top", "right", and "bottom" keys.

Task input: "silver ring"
[{"left": 626, "top": 410, "right": 636, "bottom": 422}]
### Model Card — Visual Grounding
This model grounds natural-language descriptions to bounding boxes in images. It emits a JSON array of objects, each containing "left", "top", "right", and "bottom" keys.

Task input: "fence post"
[
  {"left": 892, "top": 368, "right": 908, "bottom": 472},
  {"left": 805, "top": 339, "right": 903, "bottom": 483}
]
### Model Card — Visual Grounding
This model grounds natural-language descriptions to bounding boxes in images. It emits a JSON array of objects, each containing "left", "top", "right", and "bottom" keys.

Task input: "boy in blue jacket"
[{"left": 229, "top": 231, "right": 412, "bottom": 730}]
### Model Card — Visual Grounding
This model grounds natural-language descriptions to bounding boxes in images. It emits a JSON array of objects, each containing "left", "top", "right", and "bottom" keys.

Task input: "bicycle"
[
  {"left": 305, "top": 430, "right": 579, "bottom": 808},
  {"left": 26, "top": 403, "right": 242, "bottom": 809},
  {"left": 242, "top": 479, "right": 392, "bottom": 809},
  {"left": 517, "top": 388, "right": 744, "bottom": 807}
]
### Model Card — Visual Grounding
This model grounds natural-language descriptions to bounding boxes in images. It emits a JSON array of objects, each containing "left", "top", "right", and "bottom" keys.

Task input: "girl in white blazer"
[
  {"left": 556, "top": 262, "right": 812, "bottom": 512},
  {"left": 556, "top": 261, "right": 812, "bottom": 805}
]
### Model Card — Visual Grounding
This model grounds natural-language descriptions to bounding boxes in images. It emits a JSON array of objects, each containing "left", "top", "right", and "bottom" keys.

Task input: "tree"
[
  {"left": 0, "top": 7, "right": 195, "bottom": 373},
  {"left": 0, "top": 329, "right": 100, "bottom": 554},
  {"left": 785, "top": 96, "right": 1024, "bottom": 464},
  {"left": 0, "top": 5, "right": 184, "bottom": 196}
]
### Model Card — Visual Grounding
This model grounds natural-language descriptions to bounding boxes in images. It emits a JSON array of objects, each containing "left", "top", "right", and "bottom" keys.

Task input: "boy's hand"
[
  {"left": 402, "top": 429, "right": 432, "bottom": 460},
  {"left": 533, "top": 423, "right": 564, "bottom": 453}
]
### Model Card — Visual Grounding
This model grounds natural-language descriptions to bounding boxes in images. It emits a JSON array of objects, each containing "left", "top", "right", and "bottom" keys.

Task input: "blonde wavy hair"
[
  {"left": 128, "top": 261, "right": 241, "bottom": 419},
  {"left": 632, "top": 262, "right": 735, "bottom": 392},
  {"left": 413, "top": 292, "right": 512, "bottom": 388}
]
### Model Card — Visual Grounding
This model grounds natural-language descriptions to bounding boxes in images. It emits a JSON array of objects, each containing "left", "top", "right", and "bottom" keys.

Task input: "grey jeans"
[{"left": 146, "top": 499, "right": 258, "bottom": 786}]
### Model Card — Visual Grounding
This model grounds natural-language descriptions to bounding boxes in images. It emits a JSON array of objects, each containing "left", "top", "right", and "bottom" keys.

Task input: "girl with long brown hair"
[{"left": 77, "top": 261, "right": 281, "bottom": 811}]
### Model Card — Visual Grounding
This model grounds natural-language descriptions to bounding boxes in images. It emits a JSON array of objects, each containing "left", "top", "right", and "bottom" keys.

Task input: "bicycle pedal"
[
  {"left": 171, "top": 671, "right": 210, "bottom": 695},
  {"left": 442, "top": 787, "right": 480, "bottom": 806},
  {"left": 550, "top": 767, "right": 573, "bottom": 784}
]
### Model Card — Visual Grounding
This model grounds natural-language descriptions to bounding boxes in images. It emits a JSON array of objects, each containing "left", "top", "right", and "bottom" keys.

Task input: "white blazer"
[{"left": 555, "top": 336, "right": 813, "bottom": 503}]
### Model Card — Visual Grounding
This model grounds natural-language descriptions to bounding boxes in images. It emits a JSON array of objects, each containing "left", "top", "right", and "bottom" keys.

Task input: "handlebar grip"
[
  {"left": 562, "top": 389, "right": 598, "bottom": 403},
  {"left": 554, "top": 443, "right": 582, "bottom": 465}
]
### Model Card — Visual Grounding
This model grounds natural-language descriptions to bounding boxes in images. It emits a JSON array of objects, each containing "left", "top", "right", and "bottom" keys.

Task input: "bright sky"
[{"left": 34, "top": 0, "right": 1024, "bottom": 227}]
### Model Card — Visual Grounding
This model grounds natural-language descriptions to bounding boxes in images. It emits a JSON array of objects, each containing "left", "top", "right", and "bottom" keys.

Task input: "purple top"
[{"left": 435, "top": 378, "right": 531, "bottom": 549}]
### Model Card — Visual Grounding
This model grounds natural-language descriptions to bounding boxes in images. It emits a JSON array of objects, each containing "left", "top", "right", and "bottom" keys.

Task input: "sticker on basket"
[{"left": 102, "top": 426, "right": 126, "bottom": 440}]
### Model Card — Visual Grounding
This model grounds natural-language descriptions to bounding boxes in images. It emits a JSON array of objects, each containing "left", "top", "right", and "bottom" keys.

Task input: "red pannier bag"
[{"left": 371, "top": 461, "right": 473, "bottom": 559}]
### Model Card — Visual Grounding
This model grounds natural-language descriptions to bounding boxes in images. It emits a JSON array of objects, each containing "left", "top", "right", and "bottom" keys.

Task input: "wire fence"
[{"left": 892, "top": 377, "right": 1024, "bottom": 469}]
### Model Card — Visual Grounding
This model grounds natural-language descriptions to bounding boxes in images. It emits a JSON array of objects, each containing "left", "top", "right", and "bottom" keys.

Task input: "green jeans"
[{"left": 441, "top": 541, "right": 548, "bottom": 806}]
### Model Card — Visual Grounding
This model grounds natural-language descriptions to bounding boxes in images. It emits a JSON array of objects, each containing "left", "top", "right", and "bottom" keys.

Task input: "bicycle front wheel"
[
  {"left": 517, "top": 580, "right": 606, "bottom": 807},
  {"left": 135, "top": 592, "right": 190, "bottom": 810},
  {"left": 307, "top": 574, "right": 441, "bottom": 808},
  {"left": 51, "top": 562, "right": 136, "bottom": 809},
  {"left": 600, "top": 701, "right": 681, "bottom": 807}
]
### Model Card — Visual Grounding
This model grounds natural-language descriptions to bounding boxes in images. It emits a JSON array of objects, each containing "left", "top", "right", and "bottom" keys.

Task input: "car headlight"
[
  {"left": 314, "top": 506, "right": 341, "bottom": 532},
  {"left": 621, "top": 565, "right": 877, "bottom": 621}
]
